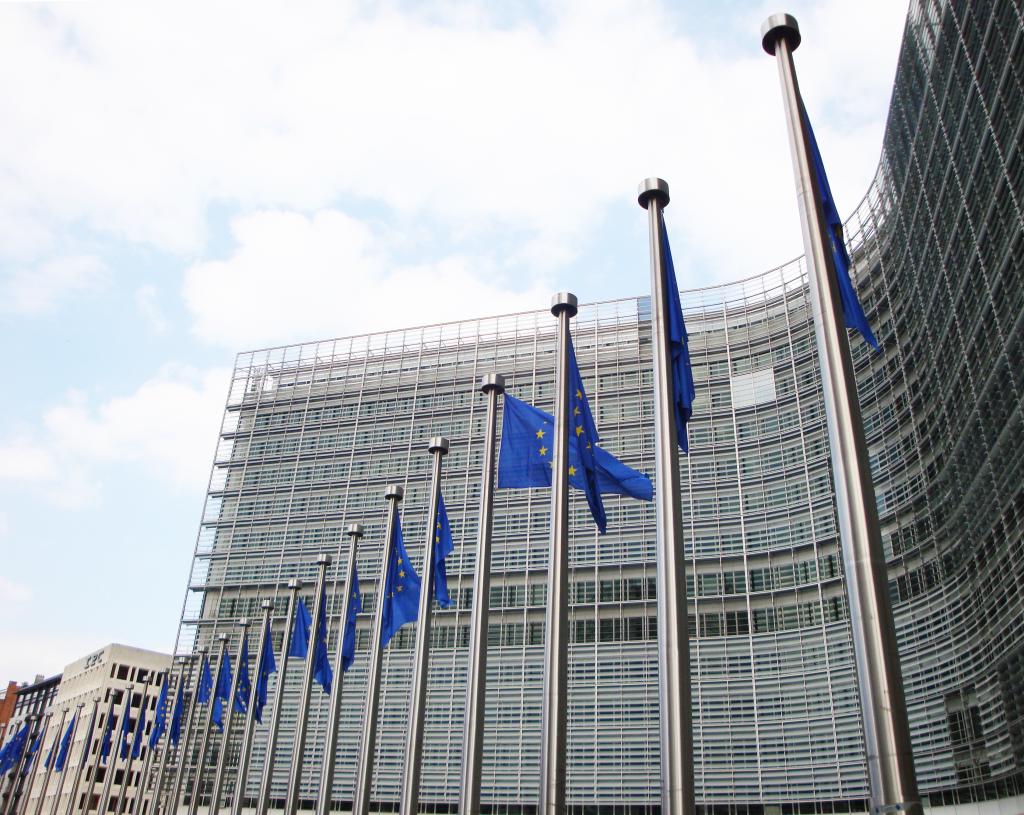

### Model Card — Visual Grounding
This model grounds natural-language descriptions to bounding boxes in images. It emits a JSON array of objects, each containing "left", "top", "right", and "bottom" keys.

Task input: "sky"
[{"left": 0, "top": 0, "right": 909, "bottom": 682}]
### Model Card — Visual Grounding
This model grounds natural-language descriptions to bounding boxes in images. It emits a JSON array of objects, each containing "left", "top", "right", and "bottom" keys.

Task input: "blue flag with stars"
[
  {"left": 253, "top": 620, "right": 276, "bottom": 723},
  {"left": 434, "top": 494, "right": 455, "bottom": 608},
  {"left": 660, "top": 213, "right": 697, "bottom": 452},
  {"left": 342, "top": 565, "right": 362, "bottom": 672},
  {"left": 288, "top": 599, "right": 312, "bottom": 659},
  {"left": 130, "top": 697, "right": 146, "bottom": 760},
  {"left": 149, "top": 678, "right": 169, "bottom": 749},
  {"left": 566, "top": 335, "right": 606, "bottom": 532},
  {"left": 803, "top": 107, "right": 880, "bottom": 352},
  {"left": 312, "top": 583, "right": 333, "bottom": 694},
  {"left": 169, "top": 685, "right": 184, "bottom": 746},
  {"left": 211, "top": 651, "right": 232, "bottom": 731},
  {"left": 118, "top": 692, "right": 133, "bottom": 760},
  {"left": 54, "top": 714, "right": 75, "bottom": 772},
  {"left": 0, "top": 723, "right": 28, "bottom": 776},
  {"left": 99, "top": 698, "right": 116, "bottom": 763},
  {"left": 234, "top": 634, "right": 251, "bottom": 715},
  {"left": 381, "top": 510, "right": 420, "bottom": 649},
  {"left": 197, "top": 655, "right": 213, "bottom": 704},
  {"left": 498, "top": 394, "right": 653, "bottom": 505}
]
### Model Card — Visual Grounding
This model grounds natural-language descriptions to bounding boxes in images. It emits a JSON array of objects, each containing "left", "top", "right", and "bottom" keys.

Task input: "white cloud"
[
  {"left": 0, "top": 631, "right": 104, "bottom": 683},
  {"left": 183, "top": 209, "right": 551, "bottom": 348},
  {"left": 135, "top": 284, "right": 169, "bottom": 333},
  {"left": 0, "top": 439, "right": 57, "bottom": 480},
  {"left": 0, "top": 1, "right": 906, "bottom": 283},
  {"left": 0, "top": 575, "right": 31, "bottom": 607},
  {"left": 1, "top": 254, "right": 109, "bottom": 315}
]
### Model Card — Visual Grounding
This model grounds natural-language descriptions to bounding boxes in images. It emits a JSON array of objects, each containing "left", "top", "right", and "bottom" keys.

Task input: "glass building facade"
[{"left": 170, "top": 0, "right": 1024, "bottom": 810}]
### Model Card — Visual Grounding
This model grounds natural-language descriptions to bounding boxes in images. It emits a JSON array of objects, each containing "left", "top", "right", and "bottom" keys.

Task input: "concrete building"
[{"left": 166, "top": 0, "right": 1024, "bottom": 812}]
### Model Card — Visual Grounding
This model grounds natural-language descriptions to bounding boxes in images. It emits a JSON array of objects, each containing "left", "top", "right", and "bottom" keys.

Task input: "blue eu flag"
[
  {"left": 197, "top": 655, "right": 213, "bottom": 705},
  {"left": 130, "top": 698, "right": 146, "bottom": 759},
  {"left": 312, "top": 583, "right": 333, "bottom": 694},
  {"left": 149, "top": 679, "right": 169, "bottom": 749},
  {"left": 169, "top": 685, "right": 184, "bottom": 746},
  {"left": 253, "top": 620, "right": 277, "bottom": 723},
  {"left": 341, "top": 565, "right": 362, "bottom": 672},
  {"left": 0, "top": 723, "right": 28, "bottom": 776},
  {"left": 118, "top": 692, "right": 133, "bottom": 760},
  {"left": 288, "top": 599, "right": 312, "bottom": 659},
  {"left": 211, "top": 651, "right": 232, "bottom": 731},
  {"left": 434, "top": 494, "right": 455, "bottom": 608},
  {"left": 803, "top": 108, "right": 880, "bottom": 352},
  {"left": 234, "top": 634, "right": 251, "bottom": 715},
  {"left": 498, "top": 394, "right": 653, "bottom": 507},
  {"left": 660, "top": 214, "right": 697, "bottom": 452},
  {"left": 566, "top": 335, "right": 606, "bottom": 532},
  {"left": 54, "top": 714, "right": 75, "bottom": 772},
  {"left": 381, "top": 510, "right": 420, "bottom": 649},
  {"left": 99, "top": 698, "right": 116, "bottom": 763}
]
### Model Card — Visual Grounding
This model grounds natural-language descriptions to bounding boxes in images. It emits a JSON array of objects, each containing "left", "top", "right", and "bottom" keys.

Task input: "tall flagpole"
[
  {"left": 84, "top": 699, "right": 116, "bottom": 815},
  {"left": 399, "top": 437, "right": 450, "bottom": 815},
  {"left": 230, "top": 602, "right": 273, "bottom": 815},
  {"left": 284, "top": 556, "right": 331, "bottom": 815},
  {"left": 352, "top": 484, "right": 404, "bottom": 815},
  {"left": 638, "top": 178, "right": 695, "bottom": 815},
  {"left": 118, "top": 674, "right": 155, "bottom": 815},
  {"left": 4, "top": 713, "right": 39, "bottom": 815},
  {"left": 538, "top": 291, "right": 577, "bottom": 815},
  {"left": 168, "top": 652, "right": 205, "bottom": 815},
  {"left": 96, "top": 688, "right": 132, "bottom": 815},
  {"left": 315, "top": 524, "right": 364, "bottom": 815},
  {"left": 65, "top": 699, "right": 100, "bottom": 815},
  {"left": 255, "top": 580, "right": 302, "bottom": 815},
  {"left": 208, "top": 619, "right": 251, "bottom": 814},
  {"left": 16, "top": 713, "right": 50, "bottom": 815},
  {"left": 151, "top": 659, "right": 189, "bottom": 814},
  {"left": 458, "top": 373, "right": 505, "bottom": 815},
  {"left": 47, "top": 703, "right": 82, "bottom": 815},
  {"left": 31, "top": 707, "right": 67, "bottom": 815},
  {"left": 761, "top": 15, "right": 921, "bottom": 815},
  {"left": 133, "top": 671, "right": 167, "bottom": 815},
  {"left": 188, "top": 637, "right": 229, "bottom": 815}
]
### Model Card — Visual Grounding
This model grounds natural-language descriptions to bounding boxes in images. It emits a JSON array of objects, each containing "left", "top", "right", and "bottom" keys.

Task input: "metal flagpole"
[
  {"left": 457, "top": 373, "right": 504, "bottom": 815},
  {"left": 168, "top": 652, "right": 205, "bottom": 815},
  {"left": 284, "top": 557, "right": 331, "bottom": 815},
  {"left": 16, "top": 713, "right": 49, "bottom": 815},
  {"left": 538, "top": 292, "right": 576, "bottom": 815},
  {"left": 96, "top": 688, "right": 132, "bottom": 815},
  {"left": 208, "top": 620, "right": 251, "bottom": 814},
  {"left": 118, "top": 674, "right": 155, "bottom": 815},
  {"left": 761, "top": 15, "right": 922, "bottom": 815},
  {"left": 64, "top": 698, "right": 100, "bottom": 815},
  {"left": 151, "top": 659, "right": 188, "bottom": 814},
  {"left": 133, "top": 672, "right": 167, "bottom": 815},
  {"left": 399, "top": 437, "right": 450, "bottom": 815},
  {"left": 638, "top": 178, "right": 696, "bottom": 815},
  {"left": 352, "top": 484, "right": 404, "bottom": 815},
  {"left": 315, "top": 524, "right": 363, "bottom": 815},
  {"left": 48, "top": 703, "right": 83, "bottom": 815},
  {"left": 254, "top": 579, "right": 302, "bottom": 815},
  {"left": 33, "top": 708, "right": 68, "bottom": 815},
  {"left": 82, "top": 699, "right": 114, "bottom": 815},
  {"left": 229, "top": 601, "right": 272, "bottom": 815},
  {"left": 3, "top": 714, "right": 39, "bottom": 815},
  {"left": 188, "top": 637, "right": 229, "bottom": 815}
]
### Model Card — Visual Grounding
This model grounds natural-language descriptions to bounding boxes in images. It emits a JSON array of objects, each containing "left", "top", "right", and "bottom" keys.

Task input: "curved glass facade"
[{"left": 171, "top": 0, "right": 1024, "bottom": 811}]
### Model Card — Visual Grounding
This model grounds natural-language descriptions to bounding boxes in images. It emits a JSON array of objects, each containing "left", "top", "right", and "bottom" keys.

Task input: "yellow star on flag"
[
  {"left": 539, "top": 445, "right": 548, "bottom": 456},
  {"left": 568, "top": 465, "right": 577, "bottom": 476},
  {"left": 536, "top": 429, "right": 545, "bottom": 438}
]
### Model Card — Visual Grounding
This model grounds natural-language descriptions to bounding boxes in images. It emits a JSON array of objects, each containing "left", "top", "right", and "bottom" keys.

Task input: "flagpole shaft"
[
  {"left": 207, "top": 620, "right": 250, "bottom": 814},
  {"left": 132, "top": 719, "right": 157, "bottom": 815},
  {"left": 399, "top": 437, "right": 450, "bottom": 815},
  {"left": 119, "top": 675, "right": 155, "bottom": 815},
  {"left": 761, "top": 15, "right": 921, "bottom": 815},
  {"left": 458, "top": 374, "right": 504, "bottom": 815},
  {"left": 188, "top": 638, "right": 228, "bottom": 815},
  {"left": 637, "top": 178, "right": 695, "bottom": 815},
  {"left": 32, "top": 708, "right": 67, "bottom": 815},
  {"left": 285, "top": 557, "right": 331, "bottom": 815},
  {"left": 17, "top": 714, "right": 50, "bottom": 815},
  {"left": 538, "top": 292, "right": 577, "bottom": 815},
  {"left": 82, "top": 702, "right": 113, "bottom": 815},
  {"left": 96, "top": 691, "right": 131, "bottom": 815},
  {"left": 352, "top": 484, "right": 404, "bottom": 815},
  {"left": 316, "top": 525, "right": 363, "bottom": 815},
  {"left": 230, "top": 603, "right": 273, "bottom": 815},
  {"left": 168, "top": 653, "right": 205, "bottom": 815},
  {"left": 255, "top": 581, "right": 302, "bottom": 815},
  {"left": 152, "top": 662, "right": 188, "bottom": 814},
  {"left": 48, "top": 704, "right": 82, "bottom": 815},
  {"left": 3, "top": 716, "right": 36, "bottom": 815},
  {"left": 66, "top": 699, "right": 99, "bottom": 815}
]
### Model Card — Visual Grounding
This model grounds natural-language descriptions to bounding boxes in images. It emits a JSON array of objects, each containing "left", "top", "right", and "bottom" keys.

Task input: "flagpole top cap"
[
  {"left": 288, "top": 578, "right": 302, "bottom": 590},
  {"left": 761, "top": 13, "right": 800, "bottom": 55},
  {"left": 551, "top": 292, "right": 578, "bottom": 317},
  {"left": 317, "top": 553, "right": 332, "bottom": 566},
  {"left": 217, "top": 633, "right": 228, "bottom": 642},
  {"left": 261, "top": 599, "right": 273, "bottom": 610},
  {"left": 385, "top": 483, "right": 404, "bottom": 501},
  {"left": 346, "top": 522, "right": 364, "bottom": 539},
  {"left": 481, "top": 373, "right": 505, "bottom": 394},
  {"left": 638, "top": 178, "right": 670, "bottom": 209},
  {"left": 428, "top": 436, "right": 450, "bottom": 455},
  {"left": 238, "top": 617, "right": 250, "bottom": 627}
]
